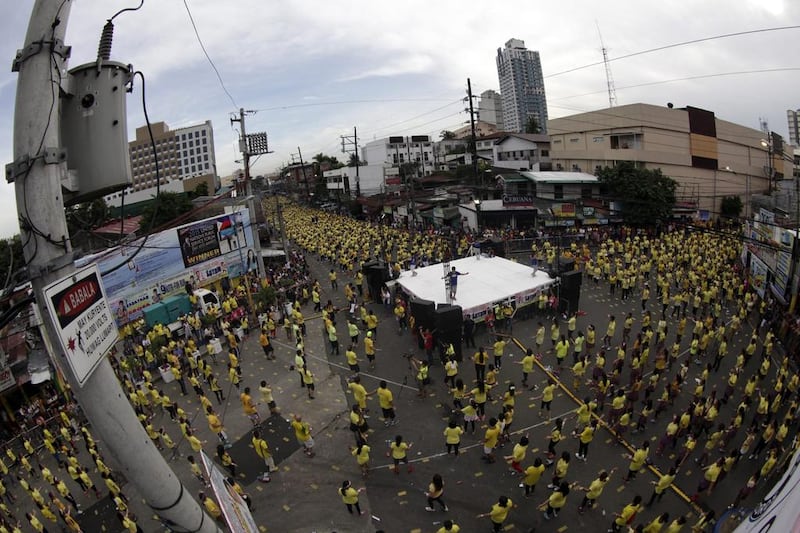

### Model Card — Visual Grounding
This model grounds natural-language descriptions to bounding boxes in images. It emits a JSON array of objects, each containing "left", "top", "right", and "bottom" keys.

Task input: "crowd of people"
[
  {"left": 1, "top": 199, "right": 797, "bottom": 532},
  {"left": 280, "top": 203, "right": 798, "bottom": 532}
]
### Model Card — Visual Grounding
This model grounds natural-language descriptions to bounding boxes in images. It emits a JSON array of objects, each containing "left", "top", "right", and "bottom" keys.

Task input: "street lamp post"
[
  {"left": 723, "top": 165, "right": 751, "bottom": 219},
  {"left": 761, "top": 138, "right": 774, "bottom": 193},
  {"left": 473, "top": 198, "right": 481, "bottom": 233}
]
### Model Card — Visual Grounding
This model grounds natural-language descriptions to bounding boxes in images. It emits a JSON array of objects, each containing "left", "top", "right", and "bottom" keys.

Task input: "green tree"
[
  {"left": 440, "top": 130, "right": 456, "bottom": 140},
  {"left": 312, "top": 153, "right": 344, "bottom": 169},
  {"left": 0, "top": 235, "right": 25, "bottom": 292},
  {"left": 524, "top": 116, "right": 541, "bottom": 134},
  {"left": 597, "top": 162, "right": 677, "bottom": 225},
  {"left": 399, "top": 162, "right": 420, "bottom": 181},
  {"left": 347, "top": 153, "right": 361, "bottom": 167},
  {"left": 138, "top": 192, "right": 193, "bottom": 233},
  {"left": 720, "top": 196, "right": 743, "bottom": 219},
  {"left": 193, "top": 181, "right": 209, "bottom": 197},
  {"left": 66, "top": 198, "right": 109, "bottom": 237}
]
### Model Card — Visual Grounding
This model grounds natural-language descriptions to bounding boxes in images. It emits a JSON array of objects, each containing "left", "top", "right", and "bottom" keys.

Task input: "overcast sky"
[{"left": 0, "top": 0, "right": 798, "bottom": 238}]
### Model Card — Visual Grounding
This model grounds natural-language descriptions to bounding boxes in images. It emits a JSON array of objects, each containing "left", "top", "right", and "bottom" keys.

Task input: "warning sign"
[{"left": 44, "top": 264, "right": 118, "bottom": 387}]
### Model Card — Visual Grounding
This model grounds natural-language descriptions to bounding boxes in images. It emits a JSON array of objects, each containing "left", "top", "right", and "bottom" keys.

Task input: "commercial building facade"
[
  {"left": 105, "top": 120, "right": 218, "bottom": 207},
  {"left": 496, "top": 38, "right": 548, "bottom": 133},
  {"left": 548, "top": 103, "right": 791, "bottom": 217}
]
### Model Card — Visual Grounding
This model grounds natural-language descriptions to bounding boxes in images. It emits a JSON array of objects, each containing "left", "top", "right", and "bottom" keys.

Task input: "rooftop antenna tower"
[{"left": 596, "top": 21, "right": 617, "bottom": 108}]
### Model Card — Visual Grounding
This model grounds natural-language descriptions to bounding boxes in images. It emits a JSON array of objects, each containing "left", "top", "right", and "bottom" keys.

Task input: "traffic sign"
[{"left": 44, "top": 264, "right": 118, "bottom": 387}]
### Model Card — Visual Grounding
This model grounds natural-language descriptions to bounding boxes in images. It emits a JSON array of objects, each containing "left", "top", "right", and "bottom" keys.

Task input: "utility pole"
[
  {"left": 466, "top": 78, "right": 480, "bottom": 196},
  {"left": 10, "top": 2, "right": 219, "bottom": 531},
  {"left": 405, "top": 137, "right": 417, "bottom": 234},
  {"left": 341, "top": 127, "right": 360, "bottom": 196},
  {"left": 231, "top": 107, "right": 270, "bottom": 279},
  {"left": 290, "top": 148, "right": 311, "bottom": 202}
]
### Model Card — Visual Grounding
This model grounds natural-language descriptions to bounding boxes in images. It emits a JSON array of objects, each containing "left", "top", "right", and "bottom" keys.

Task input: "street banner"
[{"left": 200, "top": 451, "right": 258, "bottom": 533}]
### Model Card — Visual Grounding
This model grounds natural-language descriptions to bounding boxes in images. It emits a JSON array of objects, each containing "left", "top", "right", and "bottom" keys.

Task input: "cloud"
[
  {"left": 0, "top": 0, "right": 798, "bottom": 240},
  {"left": 336, "top": 54, "right": 436, "bottom": 82}
]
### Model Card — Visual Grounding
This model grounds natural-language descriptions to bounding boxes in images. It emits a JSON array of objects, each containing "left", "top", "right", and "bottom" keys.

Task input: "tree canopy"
[
  {"left": 524, "top": 117, "right": 541, "bottom": 134},
  {"left": 440, "top": 130, "right": 456, "bottom": 140},
  {"left": 66, "top": 198, "right": 109, "bottom": 237},
  {"left": 138, "top": 192, "right": 193, "bottom": 233},
  {"left": 312, "top": 153, "right": 344, "bottom": 169},
  {"left": 597, "top": 162, "right": 677, "bottom": 226},
  {"left": 0, "top": 235, "right": 26, "bottom": 291},
  {"left": 720, "top": 195, "right": 743, "bottom": 219}
]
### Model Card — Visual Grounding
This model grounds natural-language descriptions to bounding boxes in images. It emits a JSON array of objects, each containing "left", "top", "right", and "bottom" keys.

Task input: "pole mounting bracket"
[
  {"left": 6, "top": 148, "right": 67, "bottom": 183},
  {"left": 12, "top": 39, "right": 71, "bottom": 72}
]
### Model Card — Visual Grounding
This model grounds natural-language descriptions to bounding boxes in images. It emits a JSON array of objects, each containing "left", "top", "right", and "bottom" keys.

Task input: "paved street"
[{"left": 3, "top": 234, "right": 785, "bottom": 533}]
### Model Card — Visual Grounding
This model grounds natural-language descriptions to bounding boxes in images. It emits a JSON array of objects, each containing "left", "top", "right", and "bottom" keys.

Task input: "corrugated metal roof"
[
  {"left": 518, "top": 171, "right": 599, "bottom": 183},
  {"left": 92, "top": 216, "right": 143, "bottom": 236}
]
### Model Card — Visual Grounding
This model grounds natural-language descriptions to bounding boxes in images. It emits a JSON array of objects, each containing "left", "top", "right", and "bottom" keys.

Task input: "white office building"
[
  {"left": 105, "top": 120, "right": 218, "bottom": 207},
  {"left": 478, "top": 89, "right": 504, "bottom": 130},
  {"left": 788, "top": 109, "right": 800, "bottom": 146}
]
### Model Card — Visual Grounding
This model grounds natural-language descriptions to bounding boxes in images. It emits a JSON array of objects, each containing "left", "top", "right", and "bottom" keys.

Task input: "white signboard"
[
  {"left": 0, "top": 367, "right": 15, "bottom": 392},
  {"left": 734, "top": 446, "right": 800, "bottom": 532},
  {"left": 43, "top": 264, "right": 118, "bottom": 387},
  {"left": 200, "top": 451, "right": 258, "bottom": 533}
]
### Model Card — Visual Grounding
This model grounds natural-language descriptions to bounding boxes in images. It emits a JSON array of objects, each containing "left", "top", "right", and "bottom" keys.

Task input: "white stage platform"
[{"left": 395, "top": 255, "right": 556, "bottom": 321}]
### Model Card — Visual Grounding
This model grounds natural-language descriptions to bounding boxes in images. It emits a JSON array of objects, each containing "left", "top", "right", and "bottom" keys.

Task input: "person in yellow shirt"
[
  {"left": 623, "top": 441, "right": 650, "bottom": 482},
  {"left": 240, "top": 387, "right": 261, "bottom": 426},
  {"left": 643, "top": 512, "right": 670, "bottom": 533},
  {"left": 252, "top": 429, "right": 277, "bottom": 482},
  {"left": 435, "top": 519, "right": 460, "bottom": 533},
  {"left": 542, "top": 481, "right": 569, "bottom": 520},
  {"left": 518, "top": 348, "right": 536, "bottom": 388},
  {"left": 368, "top": 380, "right": 395, "bottom": 426},
  {"left": 648, "top": 467, "right": 676, "bottom": 506},
  {"left": 390, "top": 435, "right": 413, "bottom": 474},
  {"left": 482, "top": 418, "right": 500, "bottom": 463},
  {"left": 611, "top": 495, "right": 642, "bottom": 532},
  {"left": 199, "top": 491, "right": 223, "bottom": 521},
  {"left": 477, "top": 495, "right": 514, "bottom": 532},
  {"left": 348, "top": 376, "right": 369, "bottom": 411},
  {"left": 205, "top": 407, "right": 230, "bottom": 447},
  {"left": 492, "top": 336, "right": 507, "bottom": 370},
  {"left": 351, "top": 443, "right": 371, "bottom": 478},
  {"left": 291, "top": 415, "right": 315, "bottom": 457},
  {"left": 339, "top": 480, "right": 364, "bottom": 515},
  {"left": 443, "top": 420, "right": 464, "bottom": 456},
  {"left": 578, "top": 469, "right": 611, "bottom": 513},
  {"left": 503, "top": 434, "right": 528, "bottom": 475},
  {"left": 522, "top": 458, "right": 545, "bottom": 496}
]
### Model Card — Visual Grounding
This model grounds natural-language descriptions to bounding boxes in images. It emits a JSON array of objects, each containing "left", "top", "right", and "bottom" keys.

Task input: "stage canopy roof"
[{"left": 395, "top": 255, "right": 555, "bottom": 319}]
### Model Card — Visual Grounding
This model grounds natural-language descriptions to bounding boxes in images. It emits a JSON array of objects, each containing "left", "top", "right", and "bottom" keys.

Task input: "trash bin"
[{"left": 159, "top": 365, "right": 174, "bottom": 384}]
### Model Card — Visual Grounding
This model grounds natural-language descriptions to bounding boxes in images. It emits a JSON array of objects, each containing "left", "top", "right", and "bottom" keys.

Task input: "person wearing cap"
[{"left": 364, "top": 331, "right": 376, "bottom": 368}]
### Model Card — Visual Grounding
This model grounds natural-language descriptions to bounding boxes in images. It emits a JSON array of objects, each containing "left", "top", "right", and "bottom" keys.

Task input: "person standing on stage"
[{"left": 443, "top": 267, "right": 468, "bottom": 300}]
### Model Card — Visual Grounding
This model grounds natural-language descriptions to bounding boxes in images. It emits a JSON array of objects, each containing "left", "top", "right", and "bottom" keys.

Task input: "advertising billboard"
[{"left": 78, "top": 210, "right": 254, "bottom": 326}]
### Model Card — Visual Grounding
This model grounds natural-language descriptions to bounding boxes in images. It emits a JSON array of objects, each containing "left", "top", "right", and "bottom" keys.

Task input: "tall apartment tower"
[
  {"left": 496, "top": 38, "right": 548, "bottom": 133},
  {"left": 788, "top": 109, "right": 800, "bottom": 146},
  {"left": 478, "top": 89, "right": 504, "bottom": 130}
]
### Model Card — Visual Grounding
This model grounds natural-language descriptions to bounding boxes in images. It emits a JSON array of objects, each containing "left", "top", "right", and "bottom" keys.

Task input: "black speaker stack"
[
  {"left": 434, "top": 303, "right": 463, "bottom": 361},
  {"left": 558, "top": 270, "right": 582, "bottom": 316}
]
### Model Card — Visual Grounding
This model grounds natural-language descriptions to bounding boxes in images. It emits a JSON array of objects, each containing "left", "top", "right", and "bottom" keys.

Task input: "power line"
[
  {"left": 254, "top": 98, "right": 456, "bottom": 112},
  {"left": 181, "top": 0, "right": 237, "bottom": 109},
  {"left": 546, "top": 25, "right": 800, "bottom": 79},
  {"left": 551, "top": 67, "right": 800, "bottom": 102}
]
